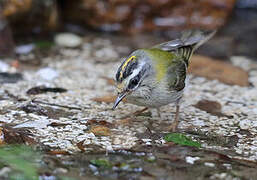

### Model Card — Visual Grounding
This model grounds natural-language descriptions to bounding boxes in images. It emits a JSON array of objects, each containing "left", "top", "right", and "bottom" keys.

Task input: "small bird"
[{"left": 112, "top": 30, "right": 216, "bottom": 131}]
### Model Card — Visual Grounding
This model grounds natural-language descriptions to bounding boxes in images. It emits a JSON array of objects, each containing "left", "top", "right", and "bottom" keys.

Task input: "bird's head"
[{"left": 113, "top": 50, "right": 150, "bottom": 109}]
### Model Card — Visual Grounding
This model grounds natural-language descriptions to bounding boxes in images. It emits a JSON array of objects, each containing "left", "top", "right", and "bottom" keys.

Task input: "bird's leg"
[
  {"left": 168, "top": 104, "right": 180, "bottom": 132},
  {"left": 133, "top": 107, "right": 148, "bottom": 116},
  {"left": 120, "top": 107, "right": 148, "bottom": 122},
  {"left": 156, "top": 108, "right": 161, "bottom": 118}
]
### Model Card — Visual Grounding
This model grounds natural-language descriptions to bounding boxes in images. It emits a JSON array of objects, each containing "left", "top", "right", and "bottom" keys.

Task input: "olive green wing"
[
  {"left": 166, "top": 58, "right": 187, "bottom": 91},
  {"left": 155, "top": 30, "right": 216, "bottom": 91},
  {"left": 143, "top": 48, "right": 188, "bottom": 90}
]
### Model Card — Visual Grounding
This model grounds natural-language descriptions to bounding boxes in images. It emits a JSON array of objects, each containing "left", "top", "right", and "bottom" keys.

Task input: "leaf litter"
[
  {"left": 91, "top": 94, "right": 117, "bottom": 103},
  {"left": 194, "top": 99, "right": 233, "bottom": 118},
  {"left": 0, "top": 125, "right": 35, "bottom": 145},
  {"left": 189, "top": 55, "right": 249, "bottom": 86},
  {"left": 89, "top": 125, "right": 111, "bottom": 136}
]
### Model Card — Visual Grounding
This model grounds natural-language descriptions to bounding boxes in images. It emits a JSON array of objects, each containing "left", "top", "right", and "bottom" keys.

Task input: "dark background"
[{"left": 0, "top": 0, "right": 257, "bottom": 60}]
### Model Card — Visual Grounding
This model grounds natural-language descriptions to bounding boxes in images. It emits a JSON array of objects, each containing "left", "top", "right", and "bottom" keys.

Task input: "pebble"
[
  {"left": 230, "top": 56, "right": 253, "bottom": 71},
  {"left": 37, "top": 67, "right": 59, "bottom": 81},
  {"left": 239, "top": 119, "right": 251, "bottom": 130},
  {"left": 14, "top": 119, "right": 50, "bottom": 129},
  {"left": 39, "top": 175, "right": 56, "bottom": 180},
  {"left": 0, "top": 60, "right": 9, "bottom": 72},
  {"left": 53, "top": 167, "right": 68, "bottom": 174},
  {"left": 192, "top": 119, "right": 205, "bottom": 126},
  {"left": 223, "top": 163, "right": 232, "bottom": 169},
  {"left": 185, "top": 156, "right": 200, "bottom": 164},
  {"left": 204, "top": 162, "right": 215, "bottom": 167},
  {"left": 0, "top": 167, "right": 11, "bottom": 176},
  {"left": 54, "top": 33, "right": 82, "bottom": 48},
  {"left": 15, "top": 44, "right": 35, "bottom": 54}
]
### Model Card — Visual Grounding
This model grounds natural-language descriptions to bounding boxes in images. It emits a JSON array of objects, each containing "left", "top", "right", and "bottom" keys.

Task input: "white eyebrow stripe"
[{"left": 126, "top": 61, "right": 145, "bottom": 84}]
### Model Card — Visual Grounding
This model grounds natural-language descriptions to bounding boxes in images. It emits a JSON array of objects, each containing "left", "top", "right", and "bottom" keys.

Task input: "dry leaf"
[
  {"left": 47, "top": 150, "right": 70, "bottom": 155},
  {"left": 115, "top": 118, "right": 132, "bottom": 125},
  {"left": 194, "top": 99, "right": 232, "bottom": 118},
  {"left": 101, "top": 76, "right": 115, "bottom": 86},
  {"left": 89, "top": 125, "right": 111, "bottom": 136},
  {"left": 92, "top": 94, "right": 117, "bottom": 103},
  {"left": 0, "top": 127, "right": 4, "bottom": 145},
  {"left": 1, "top": 126, "right": 36, "bottom": 145},
  {"left": 47, "top": 122, "right": 71, "bottom": 127},
  {"left": 86, "top": 119, "right": 113, "bottom": 127},
  {"left": 77, "top": 140, "right": 86, "bottom": 152},
  {"left": 189, "top": 55, "right": 249, "bottom": 86},
  {"left": 195, "top": 99, "right": 222, "bottom": 113}
]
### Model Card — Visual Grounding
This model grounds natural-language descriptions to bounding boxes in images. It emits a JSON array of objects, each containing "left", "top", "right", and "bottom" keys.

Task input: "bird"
[{"left": 112, "top": 30, "right": 216, "bottom": 131}]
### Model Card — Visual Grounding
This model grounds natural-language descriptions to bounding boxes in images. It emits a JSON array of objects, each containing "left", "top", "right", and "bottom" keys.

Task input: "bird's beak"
[{"left": 112, "top": 91, "right": 128, "bottom": 110}]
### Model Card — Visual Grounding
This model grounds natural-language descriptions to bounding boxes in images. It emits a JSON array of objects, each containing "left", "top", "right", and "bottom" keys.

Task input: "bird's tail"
[
  {"left": 181, "top": 29, "right": 216, "bottom": 51},
  {"left": 152, "top": 29, "right": 216, "bottom": 65}
]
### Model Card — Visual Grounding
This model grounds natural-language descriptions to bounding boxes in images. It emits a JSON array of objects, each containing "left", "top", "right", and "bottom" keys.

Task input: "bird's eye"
[
  {"left": 128, "top": 75, "right": 139, "bottom": 89},
  {"left": 131, "top": 78, "right": 138, "bottom": 86}
]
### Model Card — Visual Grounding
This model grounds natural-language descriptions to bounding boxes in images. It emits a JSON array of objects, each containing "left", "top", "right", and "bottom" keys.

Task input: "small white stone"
[
  {"left": 220, "top": 173, "right": 227, "bottom": 179},
  {"left": 39, "top": 175, "right": 56, "bottom": 180},
  {"left": 53, "top": 167, "right": 68, "bottom": 174},
  {"left": 55, "top": 33, "right": 82, "bottom": 48},
  {"left": 145, "top": 141, "right": 152, "bottom": 145},
  {"left": 141, "top": 139, "right": 152, "bottom": 142},
  {"left": 230, "top": 56, "right": 253, "bottom": 71},
  {"left": 14, "top": 119, "right": 50, "bottom": 129},
  {"left": 204, "top": 162, "right": 215, "bottom": 167},
  {"left": 236, "top": 149, "right": 243, "bottom": 154},
  {"left": 15, "top": 44, "right": 35, "bottom": 54},
  {"left": 0, "top": 167, "right": 11, "bottom": 176},
  {"left": 239, "top": 119, "right": 251, "bottom": 130},
  {"left": 0, "top": 60, "right": 9, "bottom": 72},
  {"left": 37, "top": 67, "right": 59, "bottom": 81},
  {"left": 76, "top": 134, "right": 92, "bottom": 142},
  {"left": 222, "top": 163, "right": 232, "bottom": 169},
  {"left": 185, "top": 156, "right": 200, "bottom": 164},
  {"left": 192, "top": 119, "right": 205, "bottom": 126}
]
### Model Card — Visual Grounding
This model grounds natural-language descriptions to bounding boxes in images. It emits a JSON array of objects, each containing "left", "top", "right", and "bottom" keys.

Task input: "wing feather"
[{"left": 154, "top": 30, "right": 216, "bottom": 65}]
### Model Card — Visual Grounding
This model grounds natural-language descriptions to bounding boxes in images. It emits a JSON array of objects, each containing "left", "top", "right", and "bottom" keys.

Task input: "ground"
[{"left": 0, "top": 34, "right": 257, "bottom": 179}]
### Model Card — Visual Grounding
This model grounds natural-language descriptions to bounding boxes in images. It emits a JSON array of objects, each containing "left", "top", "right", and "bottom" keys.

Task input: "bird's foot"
[
  {"left": 167, "top": 105, "right": 180, "bottom": 132},
  {"left": 156, "top": 108, "right": 161, "bottom": 118},
  {"left": 167, "top": 120, "right": 179, "bottom": 132},
  {"left": 118, "top": 107, "right": 148, "bottom": 122},
  {"left": 132, "top": 107, "right": 148, "bottom": 116}
]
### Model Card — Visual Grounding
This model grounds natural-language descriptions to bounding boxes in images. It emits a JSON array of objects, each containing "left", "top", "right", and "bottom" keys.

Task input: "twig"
[
  {"left": 31, "top": 99, "right": 82, "bottom": 110},
  {"left": 4, "top": 90, "right": 26, "bottom": 101},
  {"left": 225, "top": 100, "right": 247, "bottom": 106}
]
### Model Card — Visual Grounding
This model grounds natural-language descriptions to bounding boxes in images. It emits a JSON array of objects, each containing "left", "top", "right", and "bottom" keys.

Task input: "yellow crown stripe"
[{"left": 119, "top": 56, "right": 136, "bottom": 79}]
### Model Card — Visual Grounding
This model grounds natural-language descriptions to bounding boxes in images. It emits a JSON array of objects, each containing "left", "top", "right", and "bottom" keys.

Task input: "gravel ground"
[{"left": 0, "top": 37, "right": 257, "bottom": 163}]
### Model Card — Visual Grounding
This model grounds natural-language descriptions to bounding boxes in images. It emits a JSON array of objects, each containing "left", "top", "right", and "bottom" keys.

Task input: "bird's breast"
[{"left": 126, "top": 84, "right": 183, "bottom": 108}]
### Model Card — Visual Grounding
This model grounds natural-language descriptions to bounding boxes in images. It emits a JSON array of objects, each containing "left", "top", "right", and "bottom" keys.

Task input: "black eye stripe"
[
  {"left": 128, "top": 74, "right": 140, "bottom": 89},
  {"left": 127, "top": 63, "right": 149, "bottom": 89}
]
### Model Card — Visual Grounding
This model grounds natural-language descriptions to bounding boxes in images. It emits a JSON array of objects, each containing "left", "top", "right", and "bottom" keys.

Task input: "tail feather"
[
  {"left": 154, "top": 29, "right": 216, "bottom": 65},
  {"left": 181, "top": 30, "right": 216, "bottom": 51},
  {"left": 154, "top": 29, "right": 216, "bottom": 52}
]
